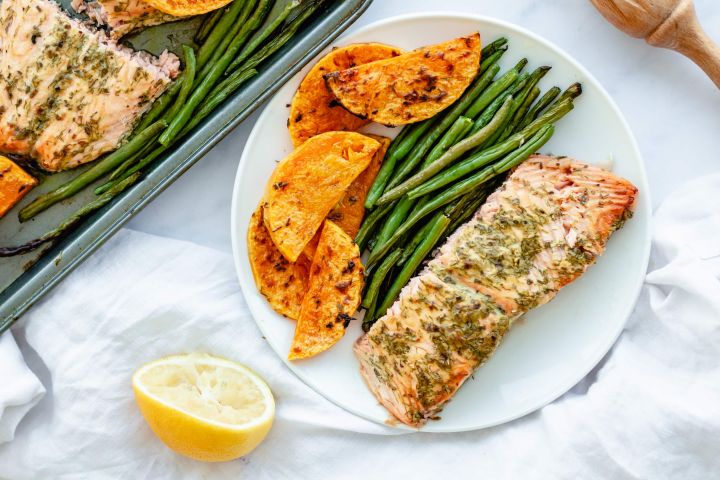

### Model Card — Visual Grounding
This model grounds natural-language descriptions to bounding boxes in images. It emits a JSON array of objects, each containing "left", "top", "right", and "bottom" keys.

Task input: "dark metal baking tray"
[{"left": 0, "top": 0, "right": 373, "bottom": 332}]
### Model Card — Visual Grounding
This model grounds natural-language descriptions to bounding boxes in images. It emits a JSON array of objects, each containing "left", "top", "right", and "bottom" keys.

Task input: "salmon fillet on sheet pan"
[
  {"left": 0, "top": 0, "right": 179, "bottom": 171},
  {"left": 354, "top": 155, "right": 638, "bottom": 427}
]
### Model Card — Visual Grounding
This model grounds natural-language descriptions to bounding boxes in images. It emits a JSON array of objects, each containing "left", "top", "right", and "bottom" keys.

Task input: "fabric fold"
[{"left": 1, "top": 174, "right": 718, "bottom": 479}]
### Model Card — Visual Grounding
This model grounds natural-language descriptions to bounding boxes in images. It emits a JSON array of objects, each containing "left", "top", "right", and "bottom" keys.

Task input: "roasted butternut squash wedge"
[
  {"left": 324, "top": 33, "right": 481, "bottom": 126},
  {"left": 289, "top": 220, "right": 364, "bottom": 360},
  {"left": 288, "top": 43, "right": 403, "bottom": 147},
  {"left": 263, "top": 131, "right": 380, "bottom": 262},
  {"left": 141, "top": 0, "right": 231, "bottom": 16},
  {"left": 247, "top": 205, "right": 310, "bottom": 320},
  {"left": 0, "top": 155, "right": 37, "bottom": 218},
  {"left": 302, "top": 134, "right": 390, "bottom": 260}
]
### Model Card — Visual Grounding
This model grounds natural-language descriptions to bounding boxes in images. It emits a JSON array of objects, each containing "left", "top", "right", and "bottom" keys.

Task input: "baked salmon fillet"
[
  {"left": 73, "top": 0, "right": 186, "bottom": 39},
  {"left": 354, "top": 155, "right": 638, "bottom": 427},
  {"left": 0, "top": 0, "right": 179, "bottom": 171}
]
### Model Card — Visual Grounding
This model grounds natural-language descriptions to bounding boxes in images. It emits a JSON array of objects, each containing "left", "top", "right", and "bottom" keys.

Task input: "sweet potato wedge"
[
  {"left": 0, "top": 155, "right": 37, "bottom": 218},
  {"left": 288, "top": 43, "right": 403, "bottom": 147},
  {"left": 302, "top": 134, "right": 390, "bottom": 260},
  {"left": 248, "top": 205, "right": 311, "bottom": 320},
  {"left": 289, "top": 220, "right": 364, "bottom": 360},
  {"left": 324, "top": 33, "right": 481, "bottom": 126},
  {"left": 141, "top": 0, "right": 231, "bottom": 16},
  {"left": 263, "top": 131, "right": 380, "bottom": 262}
]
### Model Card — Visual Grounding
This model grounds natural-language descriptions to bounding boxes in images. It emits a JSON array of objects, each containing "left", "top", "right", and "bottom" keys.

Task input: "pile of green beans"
[
  {"left": 11, "top": 0, "right": 323, "bottom": 254},
  {"left": 359, "top": 38, "right": 583, "bottom": 330}
]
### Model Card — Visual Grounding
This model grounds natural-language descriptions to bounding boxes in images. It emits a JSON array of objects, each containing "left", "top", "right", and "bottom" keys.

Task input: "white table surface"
[{"left": 128, "top": 0, "right": 720, "bottom": 253}]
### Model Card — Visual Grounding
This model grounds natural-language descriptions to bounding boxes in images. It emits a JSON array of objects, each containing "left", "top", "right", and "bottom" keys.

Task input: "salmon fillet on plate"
[{"left": 354, "top": 155, "right": 638, "bottom": 427}]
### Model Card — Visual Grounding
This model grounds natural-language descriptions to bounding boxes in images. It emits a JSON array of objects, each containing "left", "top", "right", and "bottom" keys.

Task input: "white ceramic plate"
[{"left": 231, "top": 13, "right": 651, "bottom": 432}]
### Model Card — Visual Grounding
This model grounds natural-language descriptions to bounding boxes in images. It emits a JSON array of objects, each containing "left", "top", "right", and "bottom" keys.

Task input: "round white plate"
[{"left": 231, "top": 13, "right": 651, "bottom": 432}]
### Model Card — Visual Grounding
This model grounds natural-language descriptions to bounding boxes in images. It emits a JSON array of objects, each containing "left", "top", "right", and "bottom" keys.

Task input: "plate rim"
[{"left": 230, "top": 11, "right": 652, "bottom": 432}]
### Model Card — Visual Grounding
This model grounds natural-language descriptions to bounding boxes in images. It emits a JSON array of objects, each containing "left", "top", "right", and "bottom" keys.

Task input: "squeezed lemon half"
[{"left": 132, "top": 353, "right": 275, "bottom": 462}]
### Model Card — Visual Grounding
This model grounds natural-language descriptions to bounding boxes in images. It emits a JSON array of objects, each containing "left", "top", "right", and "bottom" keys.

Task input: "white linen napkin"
[
  {"left": 1, "top": 173, "right": 719, "bottom": 479},
  {"left": 0, "top": 332, "right": 44, "bottom": 444}
]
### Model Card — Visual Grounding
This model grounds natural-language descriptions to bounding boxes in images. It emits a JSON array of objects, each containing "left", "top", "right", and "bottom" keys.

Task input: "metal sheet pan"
[{"left": 0, "top": 0, "right": 373, "bottom": 331}]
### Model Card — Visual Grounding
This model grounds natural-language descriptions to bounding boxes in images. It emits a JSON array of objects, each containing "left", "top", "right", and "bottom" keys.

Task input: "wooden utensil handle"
[
  {"left": 646, "top": 0, "right": 720, "bottom": 89},
  {"left": 677, "top": 27, "right": 720, "bottom": 89}
]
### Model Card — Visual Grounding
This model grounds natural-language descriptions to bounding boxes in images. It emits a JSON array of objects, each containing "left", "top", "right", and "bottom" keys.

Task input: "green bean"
[
  {"left": 366, "top": 232, "right": 380, "bottom": 252},
  {"left": 356, "top": 202, "right": 394, "bottom": 250},
  {"left": 388, "top": 125, "right": 411, "bottom": 149},
  {"left": 479, "top": 47, "right": 506, "bottom": 73},
  {"left": 1, "top": 174, "right": 142, "bottom": 257},
  {"left": 509, "top": 86, "right": 540, "bottom": 134},
  {"left": 108, "top": 141, "right": 154, "bottom": 182},
  {"left": 481, "top": 37, "right": 508, "bottom": 57},
  {"left": 398, "top": 192, "right": 474, "bottom": 259},
  {"left": 445, "top": 190, "right": 477, "bottom": 222},
  {"left": 94, "top": 145, "right": 169, "bottom": 195},
  {"left": 136, "top": 0, "right": 248, "bottom": 131},
  {"left": 510, "top": 72, "right": 530, "bottom": 94},
  {"left": 197, "top": 0, "right": 250, "bottom": 68},
  {"left": 374, "top": 212, "right": 451, "bottom": 318},
  {"left": 463, "top": 67, "right": 517, "bottom": 119},
  {"left": 226, "top": 0, "right": 300, "bottom": 73},
  {"left": 497, "top": 66, "right": 550, "bottom": 141},
  {"left": 518, "top": 86, "right": 561, "bottom": 130},
  {"left": 195, "top": 1, "right": 322, "bottom": 142},
  {"left": 397, "top": 219, "right": 433, "bottom": 265},
  {"left": 362, "top": 299, "right": 379, "bottom": 331},
  {"left": 159, "top": 0, "right": 271, "bottom": 146},
  {"left": 364, "top": 121, "right": 432, "bottom": 209},
  {"left": 423, "top": 116, "right": 473, "bottom": 168},
  {"left": 362, "top": 249, "right": 402, "bottom": 310},
  {"left": 408, "top": 99, "right": 574, "bottom": 199},
  {"left": 486, "top": 77, "right": 538, "bottom": 147},
  {"left": 470, "top": 90, "right": 513, "bottom": 134},
  {"left": 195, "top": 0, "right": 259, "bottom": 86},
  {"left": 369, "top": 125, "right": 555, "bottom": 264},
  {"left": 513, "top": 57, "right": 528, "bottom": 73},
  {"left": 364, "top": 129, "right": 410, "bottom": 209},
  {"left": 376, "top": 96, "right": 513, "bottom": 205},
  {"left": 390, "top": 122, "right": 434, "bottom": 160},
  {"left": 372, "top": 197, "right": 413, "bottom": 256},
  {"left": 478, "top": 67, "right": 543, "bottom": 139},
  {"left": 161, "top": 45, "right": 197, "bottom": 125},
  {"left": 195, "top": 9, "right": 223, "bottom": 44},
  {"left": 177, "top": 69, "right": 258, "bottom": 137},
  {"left": 135, "top": 87, "right": 177, "bottom": 133},
  {"left": 222, "top": 0, "right": 322, "bottom": 77},
  {"left": 478, "top": 74, "right": 527, "bottom": 144},
  {"left": 19, "top": 121, "right": 167, "bottom": 221},
  {"left": 555, "top": 82, "right": 583, "bottom": 104},
  {"left": 198, "top": 0, "right": 323, "bottom": 138},
  {"left": 446, "top": 182, "right": 497, "bottom": 234}
]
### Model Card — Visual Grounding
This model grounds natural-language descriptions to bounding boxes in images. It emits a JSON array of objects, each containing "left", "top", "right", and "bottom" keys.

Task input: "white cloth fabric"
[
  {"left": 0, "top": 332, "right": 44, "bottom": 444},
  {"left": 2, "top": 173, "right": 719, "bottom": 479}
]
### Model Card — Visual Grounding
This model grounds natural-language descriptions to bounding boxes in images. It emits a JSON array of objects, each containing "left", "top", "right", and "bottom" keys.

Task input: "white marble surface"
[{"left": 128, "top": 0, "right": 720, "bottom": 253}]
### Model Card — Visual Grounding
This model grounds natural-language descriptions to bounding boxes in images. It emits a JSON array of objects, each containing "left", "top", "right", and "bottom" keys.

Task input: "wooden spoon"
[{"left": 590, "top": 0, "right": 720, "bottom": 88}]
